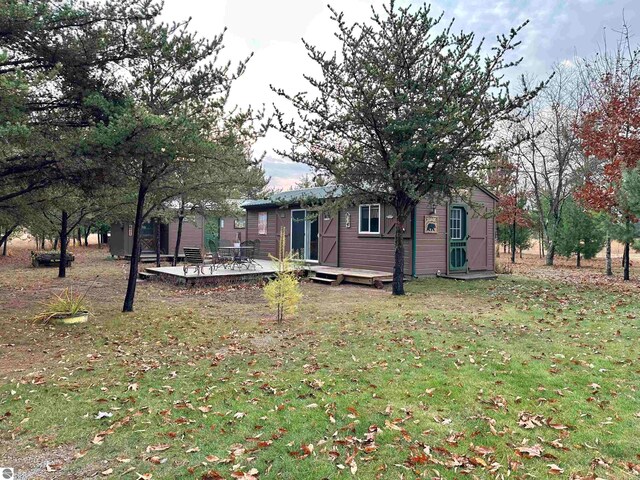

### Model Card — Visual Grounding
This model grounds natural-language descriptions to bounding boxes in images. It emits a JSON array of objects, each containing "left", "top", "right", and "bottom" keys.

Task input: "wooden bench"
[{"left": 31, "top": 252, "right": 74, "bottom": 268}]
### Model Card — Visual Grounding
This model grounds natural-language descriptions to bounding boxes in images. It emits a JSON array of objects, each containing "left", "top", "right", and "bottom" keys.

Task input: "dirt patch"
[
  {"left": 0, "top": 441, "right": 93, "bottom": 480},
  {"left": 497, "top": 253, "right": 640, "bottom": 293}
]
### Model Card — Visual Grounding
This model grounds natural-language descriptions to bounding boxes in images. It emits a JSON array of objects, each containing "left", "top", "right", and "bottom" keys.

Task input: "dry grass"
[{"left": 0, "top": 246, "right": 639, "bottom": 479}]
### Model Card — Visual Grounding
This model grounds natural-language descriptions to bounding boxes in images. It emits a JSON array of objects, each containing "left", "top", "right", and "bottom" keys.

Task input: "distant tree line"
[{"left": 487, "top": 22, "right": 640, "bottom": 279}]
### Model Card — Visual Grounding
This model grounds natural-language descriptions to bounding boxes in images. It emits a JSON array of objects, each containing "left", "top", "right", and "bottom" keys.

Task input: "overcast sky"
[{"left": 161, "top": 0, "right": 638, "bottom": 189}]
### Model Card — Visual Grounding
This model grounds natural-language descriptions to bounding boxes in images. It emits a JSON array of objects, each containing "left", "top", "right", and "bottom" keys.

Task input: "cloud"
[
  {"left": 261, "top": 155, "right": 311, "bottom": 190},
  {"left": 161, "top": 0, "right": 639, "bottom": 188}
]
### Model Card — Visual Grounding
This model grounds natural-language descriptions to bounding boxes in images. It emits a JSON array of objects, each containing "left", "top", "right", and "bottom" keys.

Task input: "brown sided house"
[
  {"left": 109, "top": 215, "right": 208, "bottom": 258},
  {"left": 110, "top": 216, "right": 247, "bottom": 259},
  {"left": 240, "top": 186, "right": 497, "bottom": 277}
]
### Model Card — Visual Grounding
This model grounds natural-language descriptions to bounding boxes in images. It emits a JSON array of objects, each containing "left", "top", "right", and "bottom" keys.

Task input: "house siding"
[
  {"left": 413, "top": 200, "right": 449, "bottom": 276},
  {"left": 247, "top": 208, "right": 285, "bottom": 259},
  {"left": 167, "top": 215, "right": 205, "bottom": 254},
  {"left": 337, "top": 204, "right": 412, "bottom": 275},
  {"left": 109, "top": 223, "right": 133, "bottom": 257},
  {"left": 220, "top": 215, "right": 246, "bottom": 244},
  {"left": 467, "top": 189, "right": 496, "bottom": 272},
  {"left": 244, "top": 186, "right": 495, "bottom": 276}
]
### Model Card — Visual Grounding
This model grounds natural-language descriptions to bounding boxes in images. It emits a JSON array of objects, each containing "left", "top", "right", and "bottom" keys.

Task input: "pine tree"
[
  {"left": 264, "top": 227, "right": 302, "bottom": 323},
  {"left": 555, "top": 198, "right": 606, "bottom": 267},
  {"left": 273, "top": 1, "right": 543, "bottom": 294}
]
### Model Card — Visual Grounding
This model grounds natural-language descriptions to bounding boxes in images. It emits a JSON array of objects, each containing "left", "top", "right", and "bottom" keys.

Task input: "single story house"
[
  {"left": 109, "top": 214, "right": 240, "bottom": 258},
  {"left": 109, "top": 215, "right": 208, "bottom": 257},
  {"left": 240, "top": 186, "right": 497, "bottom": 277}
]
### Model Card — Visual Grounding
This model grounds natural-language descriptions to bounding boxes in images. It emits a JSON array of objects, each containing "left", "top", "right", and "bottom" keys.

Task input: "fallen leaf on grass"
[
  {"left": 231, "top": 469, "right": 259, "bottom": 480},
  {"left": 514, "top": 444, "right": 543, "bottom": 458},
  {"left": 201, "top": 472, "right": 225, "bottom": 480},
  {"left": 145, "top": 444, "right": 171, "bottom": 453},
  {"left": 46, "top": 462, "right": 63, "bottom": 472},
  {"left": 101, "top": 468, "right": 113, "bottom": 476},
  {"left": 547, "top": 463, "right": 564, "bottom": 474},
  {"left": 472, "top": 445, "right": 495, "bottom": 456}
]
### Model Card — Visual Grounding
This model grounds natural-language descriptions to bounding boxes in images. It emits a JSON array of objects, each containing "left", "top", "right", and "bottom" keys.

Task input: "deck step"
[
  {"left": 310, "top": 273, "right": 344, "bottom": 286},
  {"left": 139, "top": 271, "right": 158, "bottom": 280}
]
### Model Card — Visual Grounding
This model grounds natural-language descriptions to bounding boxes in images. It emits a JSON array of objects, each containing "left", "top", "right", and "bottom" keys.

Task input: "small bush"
[
  {"left": 495, "top": 263, "right": 513, "bottom": 275},
  {"left": 264, "top": 227, "right": 302, "bottom": 323}
]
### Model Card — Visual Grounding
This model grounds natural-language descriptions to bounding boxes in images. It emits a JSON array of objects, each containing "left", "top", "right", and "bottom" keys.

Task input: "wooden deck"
[
  {"left": 144, "top": 260, "right": 277, "bottom": 285},
  {"left": 308, "top": 265, "right": 393, "bottom": 288},
  {"left": 124, "top": 253, "right": 184, "bottom": 263},
  {"left": 438, "top": 271, "right": 497, "bottom": 281},
  {"left": 141, "top": 261, "right": 396, "bottom": 288}
]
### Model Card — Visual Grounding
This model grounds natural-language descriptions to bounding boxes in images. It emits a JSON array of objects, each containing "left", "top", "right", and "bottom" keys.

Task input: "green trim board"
[{"left": 448, "top": 204, "right": 468, "bottom": 271}]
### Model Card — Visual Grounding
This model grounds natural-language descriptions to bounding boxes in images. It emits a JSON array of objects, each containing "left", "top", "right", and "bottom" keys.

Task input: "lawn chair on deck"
[
  {"left": 218, "top": 239, "right": 234, "bottom": 264},
  {"left": 183, "top": 247, "right": 213, "bottom": 275},
  {"left": 239, "top": 240, "right": 261, "bottom": 270},
  {"left": 208, "top": 239, "right": 228, "bottom": 270},
  {"left": 249, "top": 239, "right": 262, "bottom": 269}
]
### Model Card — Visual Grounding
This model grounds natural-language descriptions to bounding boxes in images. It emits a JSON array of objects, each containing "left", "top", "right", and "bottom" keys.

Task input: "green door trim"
[{"left": 448, "top": 204, "right": 468, "bottom": 272}]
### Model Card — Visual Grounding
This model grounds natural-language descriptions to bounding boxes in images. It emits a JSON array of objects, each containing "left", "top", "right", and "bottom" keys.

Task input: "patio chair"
[
  {"left": 230, "top": 240, "right": 250, "bottom": 270},
  {"left": 250, "top": 239, "right": 262, "bottom": 269},
  {"left": 218, "top": 238, "right": 234, "bottom": 264},
  {"left": 183, "top": 247, "right": 213, "bottom": 275},
  {"left": 208, "top": 239, "right": 228, "bottom": 270}
]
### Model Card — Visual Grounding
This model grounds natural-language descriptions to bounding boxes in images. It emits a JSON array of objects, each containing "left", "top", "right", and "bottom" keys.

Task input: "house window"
[
  {"left": 359, "top": 204, "right": 380, "bottom": 234},
  {"left": 234, "top": 218, "right": 246, "bottom": 229},
  {"left": 220, "top": 219, "right": 225, "bottom": 229},
  {"left": 450, "top": 208, "right": 463, "bottom": 239},
  {"left": 258, "top": 212, "right": 268, "bottom": 235}
]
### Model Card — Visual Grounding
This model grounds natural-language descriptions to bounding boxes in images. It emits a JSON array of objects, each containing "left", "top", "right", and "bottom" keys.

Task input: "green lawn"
[{"left": 1, "top": 249, "right": 639, "bottom": 479}]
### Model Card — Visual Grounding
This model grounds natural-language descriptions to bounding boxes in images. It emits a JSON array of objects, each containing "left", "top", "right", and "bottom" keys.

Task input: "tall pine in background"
[{"left": 273, "top": 1, "right": 543, "bottom": 294}]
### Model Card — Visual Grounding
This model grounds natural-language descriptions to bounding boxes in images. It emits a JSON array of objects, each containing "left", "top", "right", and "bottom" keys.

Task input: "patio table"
[{"left": 218, "top": 246, "right": 257, "bottom": 270}]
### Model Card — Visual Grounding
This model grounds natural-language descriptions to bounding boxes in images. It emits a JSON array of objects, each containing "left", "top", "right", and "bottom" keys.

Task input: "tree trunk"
[
  {"left": 576, "top": 251, "right": 581, "bottom": 268},
  {"left": 155, "top": 219, "right": 161, "bottom": 267},
  {"left": 84, "top": 225, "right": 91, "bottom": 246},
  {"left": 78, "top": 228, "right": 83, "bottom": 246},
  {"left": 58, "top": 210, "right": 69, "bottom": 278},
  {"left": 623, "top": 241, "right": 630, "bottom": 281},
  {"left": 392, "top": 212, "right": 407, "bottom": 296},
  {"left": 545, "top": 242, "right": 555, "bottom": 266},
  {"left": 173, "top": 213, "right": 184, "bottom": 266},
  {"left": 539, "top": 232, "right": 543, "bottom": 258},
  {"left": 53, "top": 237, "right": 59, "bottom": 250},
  {"left": 605, "top": 235, "right": 612, "bottom": 276},
  {"left": 123, "top": 184, "right": 147, "bottom": 312},
  {"left": 0, "top": 224, "right": 17, "bottom": 256},
  {"left": 41, "top": 236, "right": 45, "bottom": 249},
  {"left": 510, "top": 220, "right": 516, "bottom": 264}
]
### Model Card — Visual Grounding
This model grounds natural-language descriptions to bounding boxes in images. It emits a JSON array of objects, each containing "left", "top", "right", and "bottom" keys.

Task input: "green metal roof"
[{"left": 242, "top": 186, "right": 342, "bottom": 208}]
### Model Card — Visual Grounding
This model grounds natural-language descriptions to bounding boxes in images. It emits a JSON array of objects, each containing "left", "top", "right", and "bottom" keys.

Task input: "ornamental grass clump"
[
  {"left": 264, "top": 227, "right": 302, "bottom": 323},
  {"left": 34, "top": 288, "right": 90, "bottom": 324}
]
